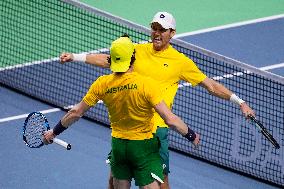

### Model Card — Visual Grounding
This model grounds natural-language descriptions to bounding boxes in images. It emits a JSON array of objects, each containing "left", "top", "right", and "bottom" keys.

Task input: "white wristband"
[
  {"left": 73, "top": 53, "right": 86, "bottom": 62},
  {"left": 230, "top": 94, "right": 245, "bottom": 106}
]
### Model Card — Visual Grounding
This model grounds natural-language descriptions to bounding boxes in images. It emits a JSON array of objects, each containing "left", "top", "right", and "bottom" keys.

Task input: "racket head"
[{"left": 23, "top": 112, "right": 50, "bottom": 148}]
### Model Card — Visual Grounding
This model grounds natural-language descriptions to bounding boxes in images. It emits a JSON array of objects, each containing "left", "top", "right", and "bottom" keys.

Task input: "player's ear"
[
  {"left": 170, "top": 29, "right": 176, "bottom": 39},
  {"left": 107, "top": 57, "right": 111, "bottom": 64}
]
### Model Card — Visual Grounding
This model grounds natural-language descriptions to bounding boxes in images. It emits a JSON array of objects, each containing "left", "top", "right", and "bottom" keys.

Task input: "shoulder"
[
  {"left": 134, "top": 43, "right": 151, "bottom": 51},
  {"left": 169, "top": 45, "right": 190, "bottom": 60},
  {"left": 94, "top": 74, "right": 113, "bottom": 85},
  {"left": 168, "top": 45, "right": 197, "bottom": 67},
  {"left": 96, "top": 74, "right": 109, "bottom": 81}
]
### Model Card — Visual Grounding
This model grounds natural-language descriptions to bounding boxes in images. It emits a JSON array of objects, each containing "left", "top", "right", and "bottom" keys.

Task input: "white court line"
[
  {"left": 1, "top": 56, "right": 283, "bottom": 124},
  {"left": 0, "top": 108, "right": 61, "bottom": 123},
  {"left": 0, "top": 58, "right": 59, "bottom": 71},
  {"left": 179, "top": 63, "right": 284, "bottom": 87},
  {"left": 0, "top": 49, "right": 109, "bottom": 72},
  {"left": 259, "top": 62, "right": 284, "bottom": 71},
  {"left": 1, "top": 61, "right": 283, "bottom": 123},
  {"left": 0, "top": 43, "right": 145, "bottom": 72},
  {"left": 3, "top": 62, "right": 278, "bottom": 122},
  {"left": 0, "top": 101, "right": 102, "bottom": 123},
  {"left": 174, "top": 14, "right": 284, "bottom": 38}
]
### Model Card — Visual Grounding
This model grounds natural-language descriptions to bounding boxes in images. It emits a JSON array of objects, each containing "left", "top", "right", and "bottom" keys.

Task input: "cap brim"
[{"left": 151, "top": 19, "right": 171, "bottom": 29}]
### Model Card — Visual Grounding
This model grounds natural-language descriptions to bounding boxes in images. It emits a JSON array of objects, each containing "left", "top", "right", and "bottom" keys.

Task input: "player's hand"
[
  {"left": 42, "top": 130, "right": 56, "bottom": 145},
  {"left": 240, "top": 102, "right": 255, "bottom": 119},
  {"left": 193, "top": 133, "right": 200, "bottom": 149},
  {"left": 59, "top": 52, "right": 74, "bottom": 63}
]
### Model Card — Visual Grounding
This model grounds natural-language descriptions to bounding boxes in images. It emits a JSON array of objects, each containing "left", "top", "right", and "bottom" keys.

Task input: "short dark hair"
[
  {"left": 130, "top": 49, "right": 136, "bottom": 66},
  {"left": 121, "top": 33, "right": 130, "bottom": 38}
]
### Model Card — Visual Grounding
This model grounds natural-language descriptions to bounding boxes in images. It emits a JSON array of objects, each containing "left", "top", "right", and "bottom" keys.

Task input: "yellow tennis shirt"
[
  {"left": 133, "top": 43, "right": 207, "bottom": 132},
  {"left": 83, "top": 72, "right": 163, "bottom": 140}
]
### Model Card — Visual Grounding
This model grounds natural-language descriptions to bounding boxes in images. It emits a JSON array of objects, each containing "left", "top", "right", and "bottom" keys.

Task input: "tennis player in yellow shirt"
[
  {"left": 44, "top": 36, "right": 200, "bottom": 189},
  {"left": 60, "top": 12, "right": 255, "bottom": 189}
]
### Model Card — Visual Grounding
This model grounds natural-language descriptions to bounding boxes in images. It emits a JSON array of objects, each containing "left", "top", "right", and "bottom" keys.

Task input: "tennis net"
[{"left": 1, "top": 0, "right": 283, "bottom": 186}]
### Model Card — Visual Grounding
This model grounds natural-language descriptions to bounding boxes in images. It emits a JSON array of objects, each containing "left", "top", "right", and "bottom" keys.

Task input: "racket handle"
[{"left": 53, "top": 138, "right": 71, "bottom": 150}]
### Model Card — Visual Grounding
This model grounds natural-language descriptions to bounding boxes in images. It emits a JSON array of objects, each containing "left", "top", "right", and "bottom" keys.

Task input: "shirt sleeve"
[
  {"left": 83, "top": 76, "right": 105, "bottom": 106},
  {"left": 180, "top": 57, "right": 207, "bottom": 86}
]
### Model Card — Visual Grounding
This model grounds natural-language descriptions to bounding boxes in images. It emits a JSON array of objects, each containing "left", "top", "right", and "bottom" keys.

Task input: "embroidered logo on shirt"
[{"left": 163, "top": 63, "right": 168, "bottom": 67}]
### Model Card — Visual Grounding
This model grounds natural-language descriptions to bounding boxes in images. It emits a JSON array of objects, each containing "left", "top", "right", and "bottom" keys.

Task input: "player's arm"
[
  {"left": 60, "top": 52, "right": 110, "bottom": 68},
  {"left": 199, "top": 77, "right": 255, "bottom": 118},
  {"left": 44, "top": 74, "right": 104, "bottom": 143},
  {"left": 60, "top": 101, "right": 91, "bottom": 127},
  {"left": 154, "top": 101, "right": 200, "bottom": 147},
  {"left": 43, "top": 101, "right": 91, "bottom": 143}
]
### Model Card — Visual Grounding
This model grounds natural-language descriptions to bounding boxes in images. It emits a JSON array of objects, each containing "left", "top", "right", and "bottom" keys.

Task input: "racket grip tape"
[{"left": 53, "top": 138, "right": 71, "bottom": 150}]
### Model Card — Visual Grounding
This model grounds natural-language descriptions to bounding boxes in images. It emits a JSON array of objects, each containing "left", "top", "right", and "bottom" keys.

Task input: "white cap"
[{"left": 151, "top": 12, "right": 176, "bottom": 30}]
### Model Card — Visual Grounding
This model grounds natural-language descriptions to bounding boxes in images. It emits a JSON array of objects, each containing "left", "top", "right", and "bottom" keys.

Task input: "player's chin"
[{"left": 152, "top": 42, "right": 163, "bottom": 51}]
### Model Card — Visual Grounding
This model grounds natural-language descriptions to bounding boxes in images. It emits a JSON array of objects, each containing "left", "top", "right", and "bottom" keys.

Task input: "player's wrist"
[
  {"left": 53, "top": 121, "right": 67, "bottom": 136},
  {"left": 183, "top": 127, "right": 196, "bottom": 142},
  {"left": 73, "top": 53, "right": 87, "bottom": 62},
  {"left": 230, "top": 93, "right": 245, "bottom": 106}
]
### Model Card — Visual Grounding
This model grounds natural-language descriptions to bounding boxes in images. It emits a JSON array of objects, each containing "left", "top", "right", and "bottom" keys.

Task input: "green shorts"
[
  {"left": 155, "top": 127, "right": 170, "bottom": 174},
  {"left": 110, "top": 137, "right": 164, "bottom": 186}
]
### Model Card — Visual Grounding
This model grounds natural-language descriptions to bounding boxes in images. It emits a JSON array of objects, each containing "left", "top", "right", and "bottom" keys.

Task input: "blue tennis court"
[
  {"left": 0, "top": 1, "right": 283, "bottom": 188},
  {"left": 177, "top": 16, "right": 284, "bottom": 76},
  {"left": 0, "top": 86, "right": 279, "bottom": 189}
]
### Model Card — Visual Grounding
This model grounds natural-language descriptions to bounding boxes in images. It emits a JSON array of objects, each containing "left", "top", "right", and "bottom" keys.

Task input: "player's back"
[{"left": 100, "top": 72, "right": 162, "bottom": 140}]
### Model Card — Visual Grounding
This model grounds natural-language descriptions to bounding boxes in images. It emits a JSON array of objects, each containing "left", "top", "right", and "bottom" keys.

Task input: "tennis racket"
[
  {"left": 23, "top": 112, "right": 71, "bottom": 150},
  {"left": 248, "top": 115, "right": 280, "bottom": 149}
]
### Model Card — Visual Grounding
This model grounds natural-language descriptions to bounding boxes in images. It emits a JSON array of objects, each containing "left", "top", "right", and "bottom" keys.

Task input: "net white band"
[
  {"left": 230, "top": 94, "right": 245, "bottom": 105},
  {"left": 73, "top": 53, "right": 86, "bottom": 62}
]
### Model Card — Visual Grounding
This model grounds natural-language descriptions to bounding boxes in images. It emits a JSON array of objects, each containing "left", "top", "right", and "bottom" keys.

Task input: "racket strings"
[{"left": 24, "top": 115, "right": 47, "bottom": 147}]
